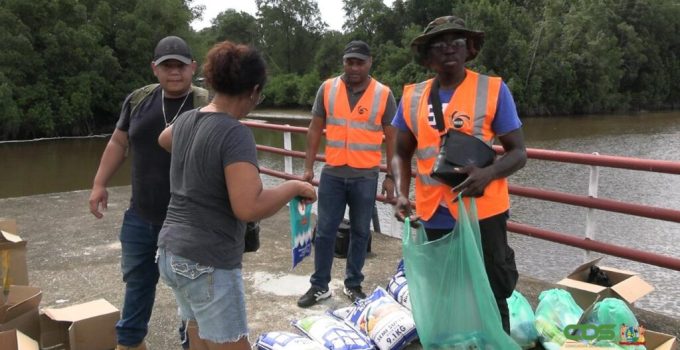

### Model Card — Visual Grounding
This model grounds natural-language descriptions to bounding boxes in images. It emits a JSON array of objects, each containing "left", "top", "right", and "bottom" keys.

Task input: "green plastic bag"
[
  {"left": 402, "top": 197, "right": 520, "bottom": 350},
  {"left": 507, "top": 290, "right": 539, "bottom": 349},
  {"left": 585, "top": 298, "right": 645, "bottom": 349},
  {"left": 534, "top": 289, "right": 583, "bottom": 350}
]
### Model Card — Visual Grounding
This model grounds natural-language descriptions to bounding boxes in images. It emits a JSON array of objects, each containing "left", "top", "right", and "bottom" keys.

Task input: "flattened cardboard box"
[
  {"left": 0, "top": 218, "right": 29, "bottom": 293},
  {"left": 0, "top": 329, "right": 39, "bottom": 350},
  {"left": 40, "top": 299, "right": 119, "bottom": 350},
  {"left": 0, "top": 285, "right": 42, "bottom": 342},
  {"left": 556, "top": 257, "right": 654, "bottom": 309}
]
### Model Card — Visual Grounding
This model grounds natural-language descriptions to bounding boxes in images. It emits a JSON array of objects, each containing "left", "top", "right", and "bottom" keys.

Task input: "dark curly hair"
[{"left": 203, "top": 41, "right": 267, "bottom": 96}]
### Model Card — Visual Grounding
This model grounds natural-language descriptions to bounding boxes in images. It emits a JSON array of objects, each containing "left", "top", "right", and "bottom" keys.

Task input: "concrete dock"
[{"left": 0, "top": 186, "right": 677, "bottom": 349}]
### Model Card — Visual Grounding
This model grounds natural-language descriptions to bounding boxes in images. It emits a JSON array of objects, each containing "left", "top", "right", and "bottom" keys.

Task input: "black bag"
[
  {"left": 587, "top": 265, "right": 613, "bottom": 287},
  {"left": 334, "top": 219, "right": 351, "bottom": 258},
  {"left": 429, "top": 79, "right": 496, "bottom": 188},
  {"left": 334, "top": 219, "right": 372, "bottom": 259},
  {"left": 244, "top": 221, "right": 260, "bottom": 253}
]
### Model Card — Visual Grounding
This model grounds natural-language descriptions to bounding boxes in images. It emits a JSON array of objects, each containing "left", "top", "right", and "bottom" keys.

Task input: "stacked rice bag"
[
  {"left": 386, "top": 260, "right": 411, "bottom": 310},
  {"left": 256, "top": 331, "right": 326, "bottom": 350},
  {"left": 293, "top": 314, "right": 374, "bottom": 350},
  {"left": 334, "top": 287, "right": 418, "bottom": 350}
]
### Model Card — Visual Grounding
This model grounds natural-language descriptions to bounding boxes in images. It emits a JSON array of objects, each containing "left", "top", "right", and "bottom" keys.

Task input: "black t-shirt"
[{"left": 116, "top": 86, "right": 196, "bottom": 225}]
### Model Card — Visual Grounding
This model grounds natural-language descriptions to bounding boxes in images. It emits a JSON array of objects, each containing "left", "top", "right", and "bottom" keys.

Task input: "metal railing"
[{"left": 242, "top": 121, "right": 680, "bottom": 272}]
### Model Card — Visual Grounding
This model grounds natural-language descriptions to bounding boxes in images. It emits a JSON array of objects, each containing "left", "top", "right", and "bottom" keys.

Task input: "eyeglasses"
[
  {"left": 256, "top": 93, "right": 266, "bottom": 105},
  {"left": 429, "top": 38, "right": 467, "bottom": 52}
]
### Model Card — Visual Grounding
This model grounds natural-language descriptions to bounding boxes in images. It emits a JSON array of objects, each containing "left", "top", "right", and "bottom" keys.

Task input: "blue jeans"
[
  {"left": 116, "top": 208, "right": 161, "bottom": 346},
  {"left": 311, "top": 172, "right": 378, "bottom": 289}
]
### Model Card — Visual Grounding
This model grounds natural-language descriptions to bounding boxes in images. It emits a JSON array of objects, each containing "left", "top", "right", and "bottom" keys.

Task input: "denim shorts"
[{"left": 157, "top": 248, "right": 248, "bottom": 343}]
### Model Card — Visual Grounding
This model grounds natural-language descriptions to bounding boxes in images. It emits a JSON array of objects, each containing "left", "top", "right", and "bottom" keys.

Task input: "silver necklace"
[{"left": 161, "top": 89, "right": 190, "bottom": 127}]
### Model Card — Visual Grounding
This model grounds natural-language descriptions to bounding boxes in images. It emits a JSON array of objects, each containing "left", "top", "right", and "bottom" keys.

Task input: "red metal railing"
[{"left": 243, "top": 121, "right": 680, "bottom": 272}]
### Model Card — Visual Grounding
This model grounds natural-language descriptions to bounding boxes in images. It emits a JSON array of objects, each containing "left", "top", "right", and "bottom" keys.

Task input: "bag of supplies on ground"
[
  {"left": 293, "top": 314, "right": 374, "bottom": 350},
  {"left": 534, "top": 288, "right": 583, "bottom": 350},
  {"left": 401, "top": 196, "right": 519, "bottom": 349},
  {"left": 507, "top": 290, "right": 539, "bottom": 349},
  {"left": 584, "top": 298, "right": 644, "bottom": 349},
  {"left": 333, "top": 287, "right": 418, "bottom": 350},
  {"left": 255, "top": 331, "right": 326, "bottom": 350},
  {"left": 385, "top": 259, "right": 411, "bottom": 310}
]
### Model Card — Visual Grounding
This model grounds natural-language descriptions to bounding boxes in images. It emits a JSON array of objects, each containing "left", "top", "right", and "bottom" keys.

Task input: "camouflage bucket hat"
[{"left": 411, "top": 15, "right": 485, "bottom": 64}]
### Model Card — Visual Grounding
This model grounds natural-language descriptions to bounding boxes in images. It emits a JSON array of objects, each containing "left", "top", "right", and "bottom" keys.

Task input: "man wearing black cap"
[
  {"left": 391, "top": 16, "right": 527, "bottom": 333},
  {"left": 298, "top": 40, "right": 397, "bottom": 307},
  {"left": 89, "top": 36, "right": 208, "bottom": 350}
]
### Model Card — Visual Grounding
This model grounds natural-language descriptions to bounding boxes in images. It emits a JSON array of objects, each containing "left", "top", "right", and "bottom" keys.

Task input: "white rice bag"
[
  {"left": 256, "top": 331, "right": 326, "bottom": 350},
  {"left": 340, "top": 287, "right": 418, "bottom": 350},
  {"left": 385, "top": 260, "right": 410, "bottom": 310},
  {"left": 293, "top": 314, "right": 374, "bottom": 350},
  {"left": 332, "top": 306, "right": 354, "bottom": 319}
]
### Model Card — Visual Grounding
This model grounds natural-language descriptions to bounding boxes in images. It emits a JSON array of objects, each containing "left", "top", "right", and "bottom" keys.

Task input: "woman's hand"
[{"left": 296, "top": 180, "right": 317, "bottom": 204}]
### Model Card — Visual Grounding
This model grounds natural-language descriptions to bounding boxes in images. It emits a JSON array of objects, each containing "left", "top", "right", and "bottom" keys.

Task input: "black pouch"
[
  {"left": 429, "top": 79, "right": 495, "bottom": 187},
  {"left": 431, "top": 129, "right": 496, "bottom": 187},
  {"left": 244, "top": 221, "right": 260, "bottom": 253}
]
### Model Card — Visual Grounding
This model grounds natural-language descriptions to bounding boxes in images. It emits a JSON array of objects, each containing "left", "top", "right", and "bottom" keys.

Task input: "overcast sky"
[{"left": 190, "top": 0, "right": 394, "bottom": 32}]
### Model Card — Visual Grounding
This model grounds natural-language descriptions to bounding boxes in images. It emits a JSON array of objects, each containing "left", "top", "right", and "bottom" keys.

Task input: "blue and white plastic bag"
[
  {"left": 386, "top": 260, "right": 411, "bottom": 310},
  {"left": 293, "top": 314, "right": 374, "bottom": 350},
  {"left": 255, "top": 331, "right": 326, "bottom": 350},
  {"left": 336, "top": 287, "right": 418, "bottom": 350},
  {"left": 289, "top": 197, "right": 313, "bottom": 269}
]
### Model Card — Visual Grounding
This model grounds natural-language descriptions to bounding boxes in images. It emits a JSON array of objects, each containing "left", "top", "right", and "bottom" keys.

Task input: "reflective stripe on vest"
[
  {"left": 324, "top": 77, "right": 389, "bottom": 168},
  {"left": 402, "top": 70, "right": 509, "bottom": 220}
]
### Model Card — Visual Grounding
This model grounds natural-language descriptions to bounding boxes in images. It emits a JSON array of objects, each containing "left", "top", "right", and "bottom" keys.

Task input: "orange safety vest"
[
  {"left": 402, "top": 70, "right": 510, "bottom": 220},
  {"left": 323, "top": 77, "right": 390, "bottom": 168}
]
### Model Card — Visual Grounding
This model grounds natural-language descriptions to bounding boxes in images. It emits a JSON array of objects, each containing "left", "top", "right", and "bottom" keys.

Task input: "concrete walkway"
[{"left": 0, "top": 186, "right": 677, "bottom": 349}]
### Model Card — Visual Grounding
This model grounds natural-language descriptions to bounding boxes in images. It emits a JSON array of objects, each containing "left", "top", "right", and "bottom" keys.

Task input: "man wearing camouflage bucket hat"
[{"left": 391, "top": 15, "right": 527, "bottom": 333}]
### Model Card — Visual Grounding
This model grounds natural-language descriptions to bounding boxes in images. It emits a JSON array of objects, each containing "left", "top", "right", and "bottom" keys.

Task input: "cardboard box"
[
  {"left": 0, "top": 285, "right": 42, "bottom": 342},
  {"left": 0, "top": 329, "right": 39, "bottom": 350},
  {"left": 0, "top": 219, "right": 29, "bottom": 293},
  {"left": 645, "top": 331, "right": 679, "bottom": 350},
  {"left": 40, "top": 299, "right": 119, "bottom": 350},
  {"left": 556, "top": 257, "right": 654, "bottom": 309},
  {"left": 561, "top": 330, "right": 677, "bottom": 350}
]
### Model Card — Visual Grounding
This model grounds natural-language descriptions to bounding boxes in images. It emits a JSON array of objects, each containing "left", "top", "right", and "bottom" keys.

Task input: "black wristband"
[{"left": 385, "top": 174, "right": 394, "bottom": 181}]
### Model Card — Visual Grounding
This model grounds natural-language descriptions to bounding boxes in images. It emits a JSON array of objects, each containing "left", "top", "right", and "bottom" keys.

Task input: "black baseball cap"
[
  {"left": 153, "top": 36, "right": 193, "bottom": 65},
  {"left": 343, "top": 40, "right": 371, "bottom": 61}
]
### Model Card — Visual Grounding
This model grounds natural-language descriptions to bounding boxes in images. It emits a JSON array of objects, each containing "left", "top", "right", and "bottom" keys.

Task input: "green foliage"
[
  {"left": 256, "top": 0, "right": 325, "bottom": 75},
  {"left": 265, "top": 74, "right": 301, "bottom": 107},
  {"left": 312, "top": 31, "right": 345, "bottom": 80},
  {"left": 296, "top": 72, "right": 322, "bottom": 106},
  {"left": 2, "top": 0, "right": 680, "bottom": 139},
  {"left": 0, "top": 0, "right": 195, "bottom": 140}
]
